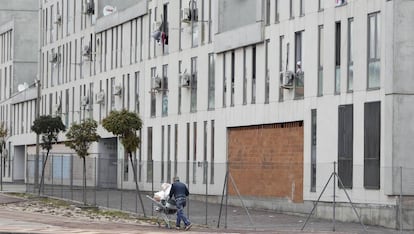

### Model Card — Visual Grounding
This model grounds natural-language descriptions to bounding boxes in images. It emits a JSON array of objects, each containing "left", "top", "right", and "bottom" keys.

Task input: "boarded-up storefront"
[{"left": 228, "top": 122, "right": 303, "bottom": 203}]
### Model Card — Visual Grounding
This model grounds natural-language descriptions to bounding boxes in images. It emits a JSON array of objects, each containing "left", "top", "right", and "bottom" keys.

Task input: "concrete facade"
[
  {"left": 0, "top": 0, "right": 38, "bottom": 182},
  {"left": 0, "top": 0, "right": 413, "bottom": 230}
]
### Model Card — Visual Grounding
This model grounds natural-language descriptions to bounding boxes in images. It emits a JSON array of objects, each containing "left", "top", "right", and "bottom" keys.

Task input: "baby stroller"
[{"left": 146, "top": 195, "right": 177, "bottom": 228}]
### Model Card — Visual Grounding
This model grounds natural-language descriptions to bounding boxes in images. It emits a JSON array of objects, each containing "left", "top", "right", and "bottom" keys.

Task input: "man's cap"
[{"left": 173, "top": 176, "right": 180, "bottom": 181}]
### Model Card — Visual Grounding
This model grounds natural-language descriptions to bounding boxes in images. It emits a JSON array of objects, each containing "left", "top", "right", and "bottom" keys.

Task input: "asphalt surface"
[{"left": 0, "top": 183, "right": 412, "bottom": 234}]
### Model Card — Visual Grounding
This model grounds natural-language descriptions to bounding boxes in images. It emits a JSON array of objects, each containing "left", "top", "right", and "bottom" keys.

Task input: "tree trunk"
[
  {"left": 38, "top": 151, "right": 50, "bottom": 196},
  {"left": 83, "top": 156, "right": 86, "bottom": 205},
  {"left": 129, "top": 152, "right": 146, "bottom": 217}
]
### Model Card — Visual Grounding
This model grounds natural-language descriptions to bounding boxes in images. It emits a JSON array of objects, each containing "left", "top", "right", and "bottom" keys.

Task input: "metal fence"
[{"left": 25, "top": 154, "right": 414, "bottom": 232}]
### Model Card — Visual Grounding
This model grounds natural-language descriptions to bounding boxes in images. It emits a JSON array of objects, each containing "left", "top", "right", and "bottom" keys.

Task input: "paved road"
[{"left": 0, "top": 183, "right": 411, "bottom": 234}]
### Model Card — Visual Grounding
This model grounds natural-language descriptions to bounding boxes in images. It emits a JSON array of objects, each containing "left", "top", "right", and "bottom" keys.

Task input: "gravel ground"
[{"left": 0, "top": 193, "right": 152, "bottom": 226}]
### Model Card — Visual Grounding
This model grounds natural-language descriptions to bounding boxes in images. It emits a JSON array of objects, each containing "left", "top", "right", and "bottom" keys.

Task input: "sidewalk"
[{"left": 1, "top": 183, "right": 411, "bottom": 234}]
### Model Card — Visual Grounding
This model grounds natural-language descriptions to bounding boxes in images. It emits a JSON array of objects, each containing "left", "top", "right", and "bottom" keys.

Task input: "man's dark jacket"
[{"left": 169, "top": 181, "right": 189, "bottom": 199}]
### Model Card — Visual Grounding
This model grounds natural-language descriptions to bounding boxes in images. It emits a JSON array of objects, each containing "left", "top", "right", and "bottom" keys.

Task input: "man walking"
[{"left": 169, "top": 176, "right": 192, "bottom": 231}]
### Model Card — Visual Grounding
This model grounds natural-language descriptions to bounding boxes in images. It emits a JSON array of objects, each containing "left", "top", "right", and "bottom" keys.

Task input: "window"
[
  {"left": 243, "top": 48, "right": 247, "bottom": 105},
  {"left": 161, "top": 126, "right": 165, "bottom": 182},
  {"left": 104, "top": 31, "right": 107, "bottom": 72},
  {"left": 150, "top": 67, "right": 156, "bottom": 117},
  {"left": 148, "top": 9, "right": 151, "bottom": 59},
  {"left": 265, "top": 0, "right": 270, "bottom": 25},
  {"left": 210, "top": 119, "right": 215, "bottom": 184},
  {"left": 186, "top": 122, "right": 190, "bottom": 184},
  {"left": 251, "top": 46, "right": 256, "bottom": 104},
  {"left": 140, "top": 17, "right": 143, "bottom": 61},
  {"left": 230, "top": 51, "right": 235, "bottom": 106},
  {"left": 208, "top": 53, "right": 215, "bottom": 110},
  {"left": 367, "top": 12, "right": 380, "bottom": 89},
  {"left": 115, "top": 26, "right": 118, "bottom": 68},
  {"left": 208, "top": 0, "right": 212, "bottom": 43},
  {"left": 98, "top": 81, "right": 102, "bottom": 122},
  {"left": 89, "top": 82, "right": 94, "bottom": 119},
  {"left": 126, "top": 74, "right": 130, "bottom": 110},
  {"left": 191, "top": 0, "right": 199, "bottom": 47},
  {"left": 110, "top": 29, "right": 114, "bottom": 69},
  {"left": 338, "top": 104, "right": 353, "bottom": 188},
  {"left": 299, "top": 0, "right": 304, "bottom": 16},
  {"left": 347, "top": 18, "right": 354, "bottom": 92},
  {"left": 335, "top": 21, "right": 341, "bottom": 94},
  {"left": 162, "top": 3, "right": 169, "bottom": 54},
  {"left": 222, "top": 53, "right": 227, "bottom": 107},
  {"left": 119, "top": 25, "right": 123, "bottom": 67},
  {"left": 317, "top": 25, "right": 324, "bottom": 96},
  {"left": 162, "top": 64, "right": 168, "bottom": 116},
  {"left": 178, "top": 60, "right": 182, "bottom": 114},
  {"left": 203, "top": 121, "right": 207, "bottom": 184},
  {"left": 318, "top": 0, "right": 323, "bottom": 11},
  {"left": 294, "top": 31, "right": 304, "bottom": 99},
  {"left": 179, "top": 0, "right": 182, "bottom": 51},
  {"left": 147, "top": 127, "right": 153, "bottom": 182},
  {"left": 50, "top": 50, "right": 55, "bottom": 87},
  {"left": 130, "top": 21, "right": 133, "bottom": 65},
  {"left": 201, "top": 0, "right": 205, "bottom": 44},
  {"left": 279, "top": 36, "right": 284, "bottom": 102},
  {"left": 110, "top": 77, "right": 115, "bottom": 110},
  {"left": 190, "top": 57, "right": 198, "bottom": 112},
  {"left": 174, "top": 124, "right": 178, "bottom": 177},
  {"left": 275, "top": 0, "right": 279, "bottom": 23},
  {"left": 135, "top": 71, "right": 140, "bottom": 113},
  {"left": 192, "top": 122, "right": 197, "bottom": 184},
  {"left": 289, "top": 0, "right": 294, "bottom": 19},
  {"left": 364, "top": 102, "right": 380, "bottom": 189},
  {"left": 265, "top": 40, "right": 270, "bottom": 104},
  {"left": 167, "top": 125, "right": 171, "bottom": 183},
  {"left": 311, "top": 109, "right": 317, "bottom": 192}
]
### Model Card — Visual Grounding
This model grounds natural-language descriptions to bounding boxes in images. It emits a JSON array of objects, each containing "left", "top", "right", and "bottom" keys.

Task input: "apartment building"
[
  {"left": 0, "top": 0, "right": 38, "bottom": 182},
  {"left": 2, "top": 0, "right": 414, "bottom": 229}
]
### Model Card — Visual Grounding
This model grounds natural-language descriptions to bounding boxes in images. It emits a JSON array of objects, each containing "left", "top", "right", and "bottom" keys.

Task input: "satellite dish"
[
  {"left": 103, "top": 5, "right": 116, "bottom": 16},
  {"left": 17, "top": 82, "right": 29, "bottom": 92}
]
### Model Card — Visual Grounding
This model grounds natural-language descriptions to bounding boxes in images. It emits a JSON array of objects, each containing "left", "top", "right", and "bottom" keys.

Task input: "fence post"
[
  {"left": 94, "top": 156, "right": 97, "bottom": 206},
  {"left": 205, "top": 161, "right": 208, "bottom": 226},
  {"left": 60, "top": 155, "right": 63, "bottom": 198},
  {"left": 333, "top": 161, "right": 336, "bottom": 231},
  {"left": 121, "top": 158, "right": 124, "bottom": 211},
  {"left": 399, "top": 166, "right": 403, "bottom": 232},
  {"left": 70, "top": 154, "right": 73, "bottom": 200}
]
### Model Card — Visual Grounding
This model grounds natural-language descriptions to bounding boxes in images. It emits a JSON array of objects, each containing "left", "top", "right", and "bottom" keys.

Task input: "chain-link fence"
[{"left": 25, "top": 154, "right": 414, "bottom": 232}]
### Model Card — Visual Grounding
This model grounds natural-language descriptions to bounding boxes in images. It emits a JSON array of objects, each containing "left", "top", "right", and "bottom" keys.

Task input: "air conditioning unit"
[
  {"left": 49, "top": 52, "right": 60, "bottom": 64},
  {"left": 83, "top": 0, "right": 95, "bottom": 15},
  {"left": 82, "top": 45, "right": 92, "bottom": 61},
  {"left": 114, "top": 85, "right": 122, "bottom": 96},
  {"left": 182, "top": 8, "right": 198, "bottom": 23},
  {"left": 280, "top": 71, "right": 295, "bottom": 89},
  {"left": 81, "top": 96, "right": 89, "bottom": 106},
  {"left": 95, "top": 91, "right": 105, "bottom": 103},
  {"left": 152, "top": 76, "right": 162, "bottom": 91},
  {"left": 181, "top": 8, "right": 191, "bottom": 23},
  {"left": 55, "top": 14, "right": 62, "bottom": 25},
  {"left": 180, "top": 72, "right": 191, "bottom": 88}
]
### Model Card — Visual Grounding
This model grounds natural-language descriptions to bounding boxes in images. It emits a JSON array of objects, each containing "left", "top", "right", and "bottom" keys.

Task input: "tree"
[
  {"left": 31, "top": 115, "right": 66, "bottom": 195},
  {"left": 0, "top": 123, "right": 7, "bottom": 191},
  {"left": 102, "top": 109, "right": 146, "bottom": 216},
  {"left": 65, "top": 119, "right": 100, "bottom": 205}
]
